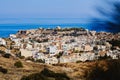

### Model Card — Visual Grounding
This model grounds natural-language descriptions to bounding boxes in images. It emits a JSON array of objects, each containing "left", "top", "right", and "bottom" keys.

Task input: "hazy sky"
[
  {"left": 0, "top": 0, "right": 119, "bottom": 24},
  {"left": 0, "top": 0, "right": 107, "bottom": 18}
]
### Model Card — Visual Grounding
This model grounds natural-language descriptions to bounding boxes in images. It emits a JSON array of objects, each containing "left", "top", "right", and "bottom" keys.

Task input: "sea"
[{"left": 0, "top": 18, "right": 107, "bottom": 38}]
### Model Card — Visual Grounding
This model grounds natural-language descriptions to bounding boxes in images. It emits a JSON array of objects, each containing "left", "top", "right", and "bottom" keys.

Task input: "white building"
[
  {"left": 10, "top": 34, "right": 17, "bottom": 39},
  {"left": 47, "top": 45, "right": 57, "bottom": 56},
  {"left": 62, "top": 44, "right": 68, "bottom": 51},
  {"left": 32, "top": 52, "right": 45, "bottom": 60},
  {"left": 26, "top": 44, "right": 33, "bottom": 50},
  {"left": 45, "top": 57, "right": 58, "bottom": 64},
  {"left": 79, "top": 53, "right": 95, "bottom": 62},
  {"left": 20, "top": 49, "right": 35, "bottom": 57},
  {"left": 84, "top": 45, "right": 93, "bottom": 51},
  {"left": 0, "top": 38, "right": 6, "bottom": 45}
]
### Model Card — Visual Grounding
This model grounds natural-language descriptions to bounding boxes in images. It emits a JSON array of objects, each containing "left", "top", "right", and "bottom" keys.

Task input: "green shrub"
[
  {"left": 26, "top": 57, "right": 34, "bottom": 62},
  {"left": 14, "top": 61, "right": 23, "bottom": 68},
  {"left": 19, "top": 56, "right": 25, "bottom": 59},
  {"left": 21, "top": 68, "right": 70, "bottom": 80},
  {"left": 36, "top": 59, "right": 45, "bottom": 63},
  {"left": 0, "top": 50, "right": 5, "bottom": 54},
  {"left": 0, "top": 66, "right": 8, "bottom": 74},
  {"left": 76, "top": 60, "right": 82, "bottom": 63},
  {"left": 56, "top": 52, "right": 63, "bottom": 58},
  {"left": 3, "top": 53, "right": 11, "bottom": 58}
]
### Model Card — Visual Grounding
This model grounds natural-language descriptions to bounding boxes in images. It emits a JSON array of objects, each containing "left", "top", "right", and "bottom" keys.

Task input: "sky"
[
  {"left": 0, "top": 0, "right": 118, "bottom": 24},
  {"left": 0, "top": 0, "right": 107, "bottom": 18}
]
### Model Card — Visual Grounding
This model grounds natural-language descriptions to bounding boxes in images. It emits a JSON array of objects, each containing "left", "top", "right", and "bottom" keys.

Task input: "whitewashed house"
[
  {"left": 45, "top": 57, "right": 58, "bottom": 64},
  {"left": 106, "top": 50, "right": 113, "bottom": 57},
  {"left": 62, "top": 44, "right": 69, "bottom": 51},
  {"left": 59, "top": 55, "right": 77, "bottom": 63},
  {"left": 111, "top": 50, "right": 120, "bottom": 59},
  {"left": 47, "top": 45, "right": 57, "bottom": 56},
  {"left": 59, "top": 56, "right": 71, "bottom": 63},
  {"left": 11, "top": 38, "right": 22, "bottom": 48},
  {"left": 84, "top": 45, "right": 93, "bottom": 51},
  {"left": 20, "top": 49, "right": 35, "bottom": 57},
  {"left": 10, "top": 34, "right": 17, "bottom": 39},
  {"left": 90, "top": 31, "right": 96, "bottom": 36},
  {"left": 79, "top": 52, "right": 95, "bottom": 62},
  {"left": 79, "top": 53, "right": 88, "bottom": 62},
  {"left": 13, "top": 42, "right": 21, "bottom": 49},
  {"left": 32, "top": 52, "right": 45, "bottom": 60},
  {"left": 112, "top": 55, "right": 118, "bottom": 59},
  {"left": 0, "top": 38, "right": 6, "bottom": 46},
  {"left": 97, "top": 45, "right": 106, "bottom": 50},
  {"left": 26, "top": 44, "right": 33, "bottom": 50}
]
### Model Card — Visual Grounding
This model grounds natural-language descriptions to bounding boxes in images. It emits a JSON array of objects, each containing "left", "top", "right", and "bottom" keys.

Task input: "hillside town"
[{"left": 0, "top": 26, "right": 120, "bottom": 64}]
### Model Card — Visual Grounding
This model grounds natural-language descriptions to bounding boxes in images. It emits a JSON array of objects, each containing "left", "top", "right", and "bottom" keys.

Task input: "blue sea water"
[
  {"left": 0, "top": 23, "right": 107, "bottom": 38},
  {"left": 0, "top": 18, "right": 108, "bottom": 38}
]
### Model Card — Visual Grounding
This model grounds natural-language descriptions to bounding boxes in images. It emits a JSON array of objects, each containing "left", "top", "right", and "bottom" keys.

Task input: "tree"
[{"left": 14, "top": 61, "right": 23, "bottom": 68}]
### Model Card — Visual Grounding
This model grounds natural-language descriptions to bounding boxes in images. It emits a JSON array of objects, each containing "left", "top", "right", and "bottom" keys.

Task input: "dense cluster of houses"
[{"left": 0, "top": 27, "right": 120, "bottom": 64}]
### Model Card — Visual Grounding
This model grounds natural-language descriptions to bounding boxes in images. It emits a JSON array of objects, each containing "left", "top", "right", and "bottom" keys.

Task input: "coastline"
[
  {"left": 0, "top": 23, "right": 112, "bottom": 38},
  {"left": 0, "top": 26, "right": 120, "bottom": 80}
]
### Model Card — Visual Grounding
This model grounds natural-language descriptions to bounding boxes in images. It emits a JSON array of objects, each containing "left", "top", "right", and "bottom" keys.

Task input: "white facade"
[
  {"left": 26, "top": 44, "right": 33, "bottom": 49},
  {"left": 84, "top": 45, "right": 93, "bottom": 51},
  {"left": 45, "top": 57, "right": 58, "bottom": 64},
  {"left": 47, "top": 45, "right": 57, "bottom": 56},
  {"left": 10, "top": 34, "right": 17, "bottom": 39},
  {"left": 79, "top": 53, "right": 95, "bottom": 62},
  {"left": 33, "top": 52, "right": 45, "bottom": 60},
  {"left": 20, "top": 49, "right": 34, "bottom": 57},
  {"left": 0, "top": 38, "right": 6, "bottom": 45}
]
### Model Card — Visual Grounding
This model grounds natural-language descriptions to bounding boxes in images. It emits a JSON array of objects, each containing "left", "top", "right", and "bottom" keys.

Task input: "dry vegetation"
[
  {"left": 0, "top": 56, "right": 120, "bottom": 80},
  {"left": 0, "top": 57, "right": 45, "bottom": 80}
]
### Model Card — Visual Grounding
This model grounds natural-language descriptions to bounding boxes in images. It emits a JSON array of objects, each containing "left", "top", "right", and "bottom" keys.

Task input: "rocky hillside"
[{"left": 0, "top": 56, "right": 120, "bottom": 80}]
